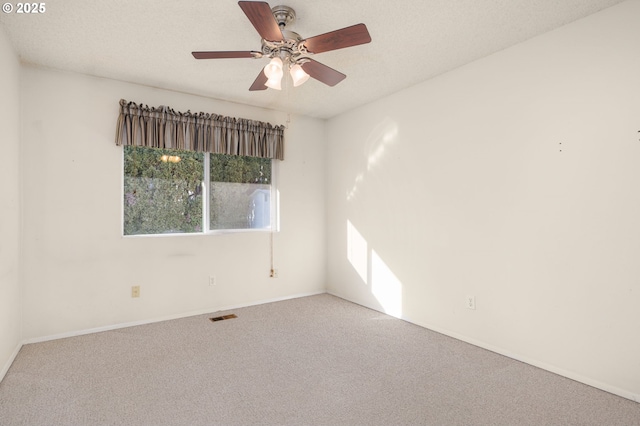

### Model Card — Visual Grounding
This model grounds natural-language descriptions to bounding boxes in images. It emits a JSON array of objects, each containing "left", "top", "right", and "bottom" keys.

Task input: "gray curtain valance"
[{"left": 115, "top": 99, "right": 285, "bottom": 160}]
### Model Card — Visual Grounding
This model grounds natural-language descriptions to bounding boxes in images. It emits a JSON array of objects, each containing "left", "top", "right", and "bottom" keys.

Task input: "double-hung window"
[{"left": 123, "top": 146, "right": 274, "bottom": 236}]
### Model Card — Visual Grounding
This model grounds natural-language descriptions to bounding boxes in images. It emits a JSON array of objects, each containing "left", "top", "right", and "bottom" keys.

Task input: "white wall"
[
  {"left": 0, "top": 26, "right": 22, "bottom": 378},
  {"left": 20, "top": 67, "right": 326, "bottom": 340},
  {"left": 326, "top": 0, "right": 640, "bottom": 401}
]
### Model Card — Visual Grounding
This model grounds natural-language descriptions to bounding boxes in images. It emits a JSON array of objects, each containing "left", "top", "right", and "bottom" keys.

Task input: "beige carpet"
[{"left": 1, "top": 294, "right": 639, "bottom": 425}]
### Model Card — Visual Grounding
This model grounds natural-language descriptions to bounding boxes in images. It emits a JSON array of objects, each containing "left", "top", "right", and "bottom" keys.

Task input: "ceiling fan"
[{"left": 192, "top": 1, "right": 372, "bottom": 91}]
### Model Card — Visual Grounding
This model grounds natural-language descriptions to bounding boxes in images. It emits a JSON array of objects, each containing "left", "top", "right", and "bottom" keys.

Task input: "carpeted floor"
[{"left": 1, "top": 294, "right": 639, "bottom": 425}]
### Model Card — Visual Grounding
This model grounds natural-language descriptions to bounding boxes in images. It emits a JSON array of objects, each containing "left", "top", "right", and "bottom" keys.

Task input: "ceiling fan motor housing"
[
  {"left": 271, "top": 5, "right": 296, "bottom": 28},
  {"left": 261, "top": 7, "right": 307, "bottom": 67}
]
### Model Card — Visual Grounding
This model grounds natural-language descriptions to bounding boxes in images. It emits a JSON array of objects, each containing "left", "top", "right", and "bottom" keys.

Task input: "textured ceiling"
[{"left": 0, "top": 0, "right": 626, "bottom": 119}]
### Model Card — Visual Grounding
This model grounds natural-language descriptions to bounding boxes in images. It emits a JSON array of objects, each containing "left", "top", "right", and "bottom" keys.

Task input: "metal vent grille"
[{"left": 209, "top": 314, "right": 237, "bottom": 322}]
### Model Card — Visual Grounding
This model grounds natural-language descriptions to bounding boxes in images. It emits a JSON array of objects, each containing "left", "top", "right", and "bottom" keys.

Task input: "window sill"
[{"left": 122, "top": 227, "right": 276, "bottom": 239}]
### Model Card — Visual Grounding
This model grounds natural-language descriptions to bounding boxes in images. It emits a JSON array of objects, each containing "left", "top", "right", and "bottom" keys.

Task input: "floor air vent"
[{"left": 209, "top": 314, "right": 237, "bottom": 322}]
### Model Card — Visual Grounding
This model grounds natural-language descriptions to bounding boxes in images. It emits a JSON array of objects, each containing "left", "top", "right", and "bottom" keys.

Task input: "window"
[
  {"left": 123, "top": 146, "right": 273, "bottom": 236},
  {"left": 209, "top": 154, "right": 272, "bottom": 230}
]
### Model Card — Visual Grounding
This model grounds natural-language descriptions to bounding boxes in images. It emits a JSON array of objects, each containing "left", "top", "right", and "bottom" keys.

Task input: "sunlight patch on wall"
[
  {"left": 347, "top": 220, "right": 368, "bottom": 284},
  {"left": 346, "top": 118, "right": 398, "bottom": 203},
  {"left": 371, "top": 250, "right": 402, "bottom": 318},
  {"left": 346, "top": 173, "right": 364, "bottom": 201},
  {"left": 367, "top": 119, "right": 398, "bottom": 171}
]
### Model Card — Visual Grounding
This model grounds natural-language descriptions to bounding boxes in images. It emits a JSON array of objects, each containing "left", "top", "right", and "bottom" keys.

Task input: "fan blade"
[
  {"left": 249, "top": 69, "right": 268, "bottom": 91},
  {"left": 238, "top": 1, "right": 284, "bottom": 42},
  {"left": 302, "top": 23, "right": 371, "bottom": 54},
  {"left": 192, "top": 51, "right": 259, "bottom": 59},
  {"left": 301, "top": 59, "right": 346, "bottom": 87}
]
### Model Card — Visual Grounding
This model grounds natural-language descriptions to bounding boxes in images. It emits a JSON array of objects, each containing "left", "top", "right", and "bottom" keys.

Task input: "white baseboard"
[
  {"left": 327, "top": 291, "right": 640, "bottom": 404},
  {"left": 21, "top": 291, "right": 326, "bottom": 345},
  {"left": 406, "top": 317, "right": 640, "bottom": 404},
  {"left": 0, "top": 343, "right": 23, "bottom": 383}
]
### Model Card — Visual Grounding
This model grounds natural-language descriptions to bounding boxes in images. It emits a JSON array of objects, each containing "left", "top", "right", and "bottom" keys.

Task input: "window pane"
[
  {"left": 124, "top": 146, "right": 204, "bottom": 235},
  {"left": 209, "top": 154, "right": 272, "bottom": 230}
]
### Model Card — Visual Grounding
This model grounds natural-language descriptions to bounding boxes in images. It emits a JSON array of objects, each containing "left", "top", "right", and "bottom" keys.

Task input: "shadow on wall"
[{"left": 345, "top": 117, "right": 403, "bottom": 318}]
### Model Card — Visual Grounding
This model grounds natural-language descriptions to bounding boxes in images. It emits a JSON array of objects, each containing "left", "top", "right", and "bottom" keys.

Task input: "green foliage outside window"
[
  {"left": 123, "top": 147, "right": 273, "bottom": 235},
  {"left": 209, "top": 154, "right": 271, "bottom": 184},
  {"left": 124, "top": 147, "right": 204, "bottom": 235},
  {"left": 209, "top": 154, "right": 272, "bottom": 230}
]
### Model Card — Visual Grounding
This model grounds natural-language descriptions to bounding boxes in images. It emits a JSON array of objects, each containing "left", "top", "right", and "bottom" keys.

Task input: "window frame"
[{"left": 121, "top": 147, "right": 278, "bottom": 238}]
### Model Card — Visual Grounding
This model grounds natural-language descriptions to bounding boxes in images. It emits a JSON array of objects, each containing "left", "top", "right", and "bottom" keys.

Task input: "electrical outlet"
[
  {"left": 131, "top": 286, "right": 140, "bottom": 298},
  {"left": 270, "top": 268, "right": 278, "bottom": 278},
  {"left": 209, "top": 276, "right": 217, "bottom": 286},
  {"left": 466, "top": 295, "right": 476, "bottom": 310}
]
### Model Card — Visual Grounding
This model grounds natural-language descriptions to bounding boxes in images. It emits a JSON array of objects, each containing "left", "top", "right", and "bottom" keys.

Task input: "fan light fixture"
[
  {"left": 263, "top": 57, "right": 310, "bottom": 90},
  {"left": 264, "top": 57, "right": 284, "bottom": 90},
  {"left": 264, "top": 57, "right": 283, "bottom": 79},
  {"left": 289, "top": 64, "right": 310, "bottom": 87}
]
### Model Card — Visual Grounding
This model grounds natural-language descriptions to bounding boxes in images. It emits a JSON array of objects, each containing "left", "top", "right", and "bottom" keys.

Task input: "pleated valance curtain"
[{"left": 115, "top": 99, "right": 285, "bottom": 160}]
